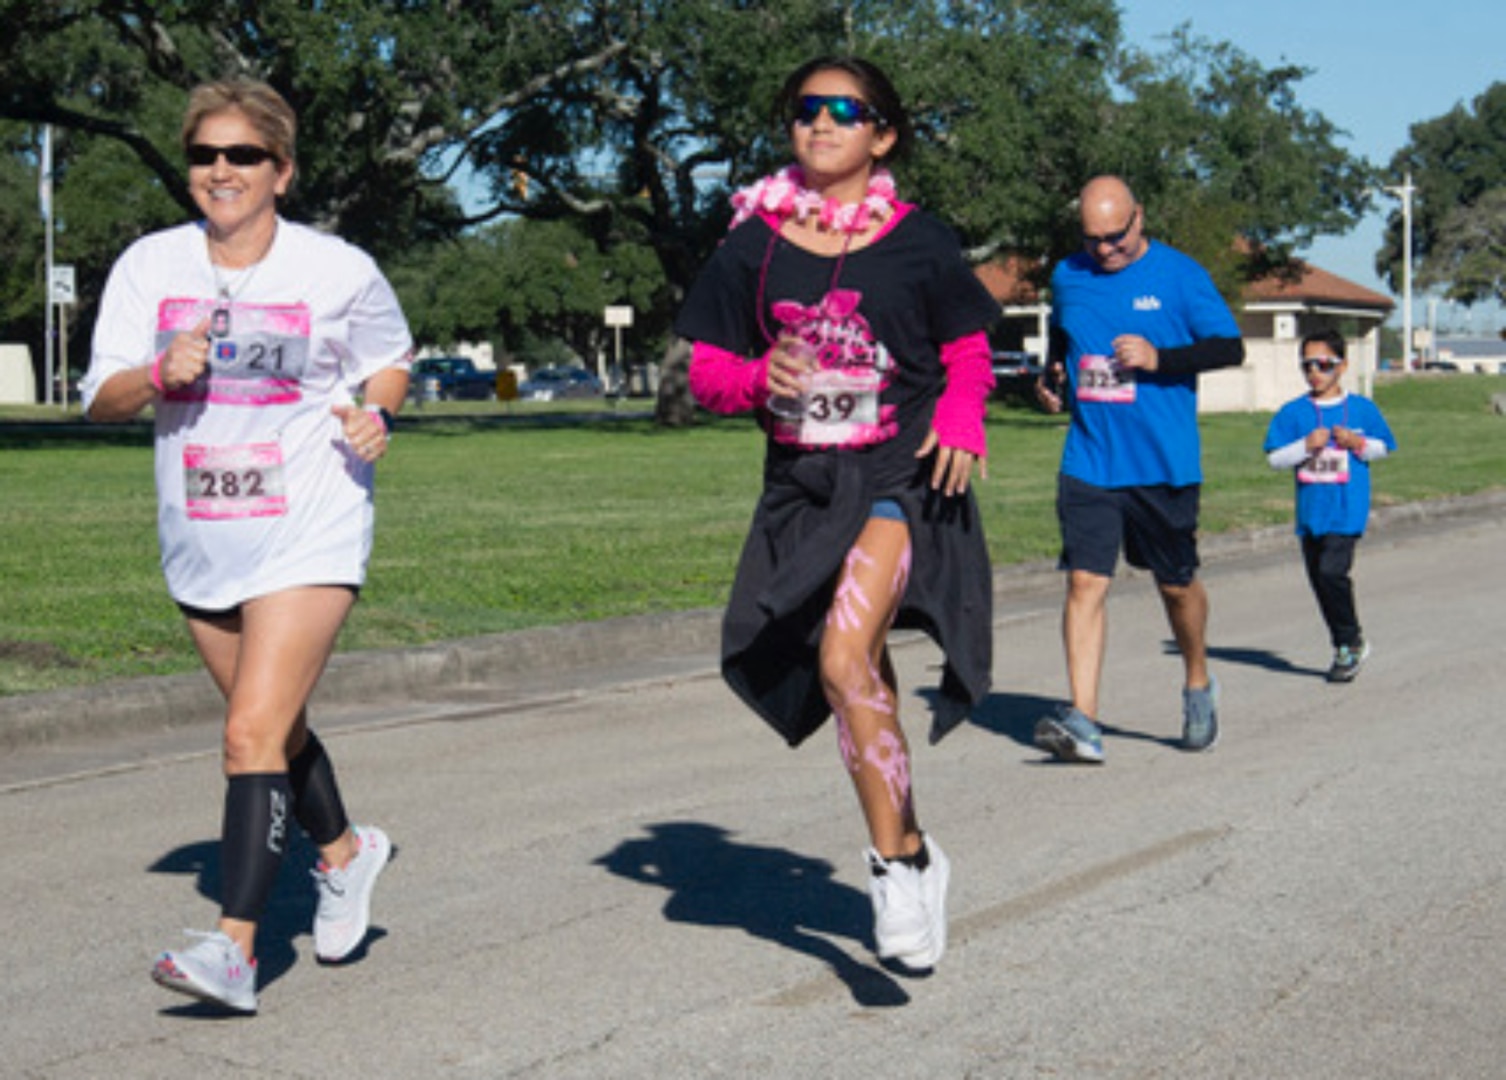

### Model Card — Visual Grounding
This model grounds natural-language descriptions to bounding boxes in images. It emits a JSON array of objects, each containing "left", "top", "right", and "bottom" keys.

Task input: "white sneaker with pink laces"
[
  {"left": 152, "top": 930, "right": 258, "bottom": 1012},
  {"left": 312, "top": 824, "right": 392, "bottom": 962}
]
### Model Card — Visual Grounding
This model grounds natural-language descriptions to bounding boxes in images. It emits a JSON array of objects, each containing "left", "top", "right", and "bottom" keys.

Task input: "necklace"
[
  {"left": 206, "top": 224, "right": 276, "bottom": 339},
  {"left": 729, "top": 165, "right": 897, "bottom": 234}
]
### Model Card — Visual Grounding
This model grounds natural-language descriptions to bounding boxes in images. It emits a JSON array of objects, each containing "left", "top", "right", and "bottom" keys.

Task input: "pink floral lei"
[{"left": 728, "top": 165, "right": 897, "bottom": 235}]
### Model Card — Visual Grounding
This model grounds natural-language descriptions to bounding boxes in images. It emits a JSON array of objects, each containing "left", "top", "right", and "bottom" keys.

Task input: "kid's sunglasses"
[
  {"left": 790, "top": 94, "right": 882, "bottom": 128},
  {"left": 187, "top": 143, "right": 279, "bottom": 168},
  {"left": 1301, "top": 357, "right": 1343, "bottom": 373}
]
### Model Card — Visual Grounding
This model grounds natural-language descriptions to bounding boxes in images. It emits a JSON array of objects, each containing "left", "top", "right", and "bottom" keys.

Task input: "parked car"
[
  {"left": 409, "top": 356, "right": 497, "bottom": 402},
  {"left": 518, "top": 366, "right": 603, "bottom": 401},
  {"left": 990, "top": 350, "right": 1042, "bottom": 400}
]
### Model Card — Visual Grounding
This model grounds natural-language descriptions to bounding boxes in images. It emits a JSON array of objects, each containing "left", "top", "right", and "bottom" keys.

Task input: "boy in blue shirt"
[{"left": 1264, "top": 329, "right": 1397, "bottom": 682}]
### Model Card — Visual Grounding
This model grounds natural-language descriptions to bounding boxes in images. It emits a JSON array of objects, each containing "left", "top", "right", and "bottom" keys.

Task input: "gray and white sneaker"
[
  {"left": 1327, "top": 641, "right": 1370, "bottom": 683},
  {"left": 313, "top": 824, "right": 392, "bottom": 962},
  {"left": 1034, "top": 705, "right": 1105, "bottom": 764},
  {"left": 152, "top": 930, "right": 257, "bottom": 1013},
  {"left": 866, "top": 834, "right": 950, "bottom": 972},
  {"left": 1181, "top": 675, "right": 1220, "bottom": 751}
]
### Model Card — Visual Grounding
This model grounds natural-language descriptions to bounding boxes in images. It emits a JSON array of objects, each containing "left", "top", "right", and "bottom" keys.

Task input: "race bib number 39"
[
  {"left": 183, "top": 442, "right": 288, "bottom": 520},
  {"left": 1077, "top": 354, "right": 1136, "bottom": 403},
  {"left": 776, "top": 369, "right": 882, "bottom": 447}
]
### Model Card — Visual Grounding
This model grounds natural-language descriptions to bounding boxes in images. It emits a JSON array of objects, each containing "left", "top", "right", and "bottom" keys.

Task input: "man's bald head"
[{"left": 1079, "top": 175, "right": 1147, "bottom": 271}]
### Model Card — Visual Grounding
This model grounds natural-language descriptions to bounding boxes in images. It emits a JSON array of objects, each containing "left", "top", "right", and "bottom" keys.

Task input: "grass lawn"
[{"left": 2, "top": 375, "right": 1502, "bottom": 695}]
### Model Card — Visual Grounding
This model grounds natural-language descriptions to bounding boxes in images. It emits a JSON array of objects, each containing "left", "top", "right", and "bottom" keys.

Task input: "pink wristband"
[{"left": 148, "top": 352, "right": 166, "bottom": 392}]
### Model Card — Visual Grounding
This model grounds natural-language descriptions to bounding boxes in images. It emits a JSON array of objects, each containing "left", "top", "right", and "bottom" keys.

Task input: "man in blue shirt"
[{"left": 1035, "top": 175, "right": 1244, "bottom": 763}]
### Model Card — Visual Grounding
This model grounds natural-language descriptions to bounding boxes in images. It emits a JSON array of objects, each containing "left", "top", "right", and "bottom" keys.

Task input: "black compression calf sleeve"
[
  {"left": 287, "top": 732, "right": 350, "bottom": 847},
  {"left": 220, "top": 773, "right": 292, "bottom": 923}
]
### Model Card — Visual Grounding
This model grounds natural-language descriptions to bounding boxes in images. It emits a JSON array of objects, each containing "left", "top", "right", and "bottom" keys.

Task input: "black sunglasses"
[
  {"left": 1301, "top": 357, "right": 1343, "bottom": 373},
  {"left": 790, "top": 94, "right": 882, "bottom": 128},
  {"left": 187, "top": 143, "right": 279, "bottom": 168},
  {"left": 1082, "top": 206, "right": 1139, "bottom": 248}
]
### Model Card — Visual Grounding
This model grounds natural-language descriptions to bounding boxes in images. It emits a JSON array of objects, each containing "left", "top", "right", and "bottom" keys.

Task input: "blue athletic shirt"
[
  {"left": 1264, "top": 393, "right": 1396, "bottom": 537},
  {"left": 1052, "top": 241, "right": 1239, "bottom": 488}
]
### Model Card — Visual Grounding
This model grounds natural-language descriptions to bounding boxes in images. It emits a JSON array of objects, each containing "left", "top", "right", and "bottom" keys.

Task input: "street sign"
[
  {"left": 604, "top": 305, "right": 633, "bottom": 328},
  {"left": 49, "top": 265, "right": 76, "bottom": 305}
]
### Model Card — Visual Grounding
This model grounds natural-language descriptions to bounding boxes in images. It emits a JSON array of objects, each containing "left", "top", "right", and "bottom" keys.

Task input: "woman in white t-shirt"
[{"left": 82, "top": 78, "right": 411, "bottom": 1014}]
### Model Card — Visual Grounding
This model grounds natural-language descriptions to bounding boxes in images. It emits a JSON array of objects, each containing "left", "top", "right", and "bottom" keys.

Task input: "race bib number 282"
[{"left": 183, "top": 442, "right": 289, "bottom": 520}]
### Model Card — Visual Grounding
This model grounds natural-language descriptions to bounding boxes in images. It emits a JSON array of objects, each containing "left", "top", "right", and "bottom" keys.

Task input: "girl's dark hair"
[
  {"left": 1300, "top": 328, "right": 1347, "bottom": 360},
  {"left": 773, "top": 56, "right": 913, "bottom": 162}
]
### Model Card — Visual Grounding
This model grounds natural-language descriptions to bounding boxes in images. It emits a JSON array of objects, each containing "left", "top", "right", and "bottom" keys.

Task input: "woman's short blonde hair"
[{"left": 181, "top": 78, "right": 297, "bottom": 166}]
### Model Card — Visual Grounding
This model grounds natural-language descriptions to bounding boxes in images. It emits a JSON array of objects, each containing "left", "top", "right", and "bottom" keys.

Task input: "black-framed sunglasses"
[
  {"left": 1301, "top": 357, "right": 1343, "bottom": 373},
  {"left": 790, "top": 94, "right": 882, "bottom": 128},
  {"left": 1082, "top": 206, "right": 1139, "bottom": 248},
  {"left": 187, "top": 143, "right": 279, "bottom": 168}
]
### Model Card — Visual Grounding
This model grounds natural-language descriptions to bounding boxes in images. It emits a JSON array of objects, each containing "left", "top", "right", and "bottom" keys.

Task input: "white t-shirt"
[{"left": 83, "top": 218, "right": 413, "bottom": 610}]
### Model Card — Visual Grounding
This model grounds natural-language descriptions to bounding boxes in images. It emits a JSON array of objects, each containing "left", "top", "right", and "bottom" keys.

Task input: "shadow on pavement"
[
  {"left": 1194, "top": 642, "right": 1326, "bottom": 679},
  {"left": 595, "top": 821, "right": 911, "bottom": 1008},
  {"left": 962, "top": 690, "right": 1062, "bottom": 749}
]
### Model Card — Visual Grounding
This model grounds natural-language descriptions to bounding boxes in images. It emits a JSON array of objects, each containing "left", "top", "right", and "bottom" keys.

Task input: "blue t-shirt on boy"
[{"left": 1265, "top": 392, "right": 1396, "bottom": 537}]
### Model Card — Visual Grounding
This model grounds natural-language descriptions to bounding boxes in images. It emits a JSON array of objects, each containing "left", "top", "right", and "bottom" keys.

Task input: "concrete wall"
[
  {"left": 1201, "top": 311, "right": 1381, "bottom": 413},
  {"left": 0, "top": 344, "right": 36, "bottom": 404}
]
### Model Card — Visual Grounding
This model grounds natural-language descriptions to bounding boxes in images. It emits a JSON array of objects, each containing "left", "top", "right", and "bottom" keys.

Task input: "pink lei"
[{"left": 728, "top": 165, "right": 897, "bottom": 234}]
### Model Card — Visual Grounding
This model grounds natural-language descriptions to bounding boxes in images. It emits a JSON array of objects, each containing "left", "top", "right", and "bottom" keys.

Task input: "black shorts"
[
  {"left": 1056, "top": 473, "right": 1201, "bottom": 586},
  {"left": 176, "top": 584, "right": 360, "bottom": 623}
]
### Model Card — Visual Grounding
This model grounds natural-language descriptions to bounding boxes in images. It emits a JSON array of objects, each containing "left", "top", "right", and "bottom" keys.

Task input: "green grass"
[{"left": 2, "top": 375, "right": 1502, "bottom": 695}]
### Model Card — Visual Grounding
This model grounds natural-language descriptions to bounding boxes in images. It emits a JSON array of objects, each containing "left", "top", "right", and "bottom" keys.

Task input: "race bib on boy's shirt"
[
  {"left": 1298, "top": 445, "right": 1350, "bottom": 485},
  {"left": 155, "top": 298, "right": 312, "bottom": 406},
  {"left": 1076, "top": 354, "right": 1136, "bottom": 403}
]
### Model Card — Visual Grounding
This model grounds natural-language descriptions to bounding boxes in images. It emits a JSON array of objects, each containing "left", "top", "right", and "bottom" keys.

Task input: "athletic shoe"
[
  {"left": 866, "top": 834, "right": 950, "bottom": 972},
  {"left": 1181, "top": 674, "right": 1220, "bottom": 751},
  {"left": 151, "top": 930, "right": 257, "bottom": 1013},
  {"left": 1034, "top": 705, "right": 1105, "bottom": 764},
  {"left": 1327, "top": 640, "right": 1370, "bottom": 683},
  {"left": 313, "top": 824, "right": 392, "bottom": 962}
]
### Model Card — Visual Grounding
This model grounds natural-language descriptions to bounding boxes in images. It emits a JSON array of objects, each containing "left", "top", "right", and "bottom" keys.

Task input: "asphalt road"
[{"left": 2, "top": 500, "right": 1503, "bottom": 1078}]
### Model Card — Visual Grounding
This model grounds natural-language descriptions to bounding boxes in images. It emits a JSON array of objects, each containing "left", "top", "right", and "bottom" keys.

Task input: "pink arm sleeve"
[
  {"left": 688, "top": 341, "right": 769, "bottom": 414},
  {"left": 931, "top": 331, "right": 995, "bottom": 456}
]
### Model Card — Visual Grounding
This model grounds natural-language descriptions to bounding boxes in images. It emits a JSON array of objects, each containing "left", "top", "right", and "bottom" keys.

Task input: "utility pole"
[
  {"left": 41, "top": 124, "right": 55, "bottom": 405},
  {"left": 1383, "top": 172, "right": 1415, "bottom": 372}
]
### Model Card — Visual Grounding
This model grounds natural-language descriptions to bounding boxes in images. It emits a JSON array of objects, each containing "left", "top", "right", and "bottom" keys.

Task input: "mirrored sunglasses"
[
  {"left": 1301, "top": 357, "right": 1343, "bottom": 373},
  {"left": 790, "top": 94, "right": 880, "bottom": 128},
  {"left": 187, "top": 143, "right": 278, "bottom": 168}
]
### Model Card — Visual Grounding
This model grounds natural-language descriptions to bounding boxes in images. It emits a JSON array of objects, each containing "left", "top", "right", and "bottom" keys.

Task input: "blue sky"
[{"left": 1119, "top": 0, "right": 1506, "bottom": 330}]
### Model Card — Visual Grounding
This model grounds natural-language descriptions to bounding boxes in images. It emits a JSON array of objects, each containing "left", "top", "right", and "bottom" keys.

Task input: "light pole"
[{"left": 1383, "top": 172, "right": 1415, "bottom": 371}]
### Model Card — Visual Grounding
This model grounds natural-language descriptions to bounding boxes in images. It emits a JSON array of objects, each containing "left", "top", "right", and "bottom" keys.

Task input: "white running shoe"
[
  {"left": 865, "top": 834, "right": 950, "bottom": 972},
  {"left": 152, "top": 930, "right": 257, "bottom": 1013},
  {"left": 313, "top": 824, "right": 392, "bottom": 962}
]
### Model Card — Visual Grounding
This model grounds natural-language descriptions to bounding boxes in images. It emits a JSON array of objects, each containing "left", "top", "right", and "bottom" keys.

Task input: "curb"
[{"left": 3, "top": 490, "right": 1502, "bottom": 753}]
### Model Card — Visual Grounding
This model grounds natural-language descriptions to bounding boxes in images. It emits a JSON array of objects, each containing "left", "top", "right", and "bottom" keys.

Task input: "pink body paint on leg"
[
  {"left": 828, "top": 545, "right": 877, "bottom": 633},
  {"left": 835, "top": 708, "right": 861, "bottom": 773},
  {"left": 891, "top": 542, "right": 912, "bottom": 601},
  {"left": 864, "top": 728, "right": 913, "bottom": 815}
]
